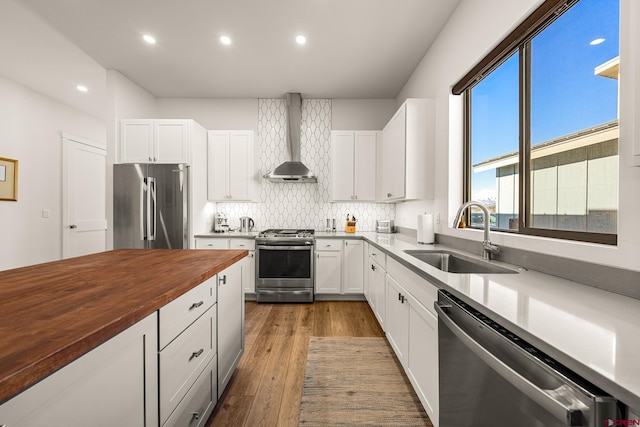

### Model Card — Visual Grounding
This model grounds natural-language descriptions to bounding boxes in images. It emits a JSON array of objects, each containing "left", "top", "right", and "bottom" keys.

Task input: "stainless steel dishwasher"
[{"left": 435, "top": 290, "right": 620, "bottom": 427}]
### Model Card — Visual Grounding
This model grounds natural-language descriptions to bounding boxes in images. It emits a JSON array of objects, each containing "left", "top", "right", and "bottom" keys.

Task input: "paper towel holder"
[{"left": 417, "top": 213, "right": 435, "bottom": 244}]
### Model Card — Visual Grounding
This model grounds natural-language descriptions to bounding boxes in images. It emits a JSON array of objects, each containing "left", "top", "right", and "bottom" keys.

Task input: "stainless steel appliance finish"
[
  {"left": 255, "top": 229, "right": 315, "bottom": 303},
  {"left": 263, "top": 93, "right": 317, "bottom": 183},
  {"left": 435, "top": 290, "right": 618, "bottom": 427},
  {"left": 376, "top": 219, "right": 395, "bottom": 233},
  {"left": 239, "top": 216, "right": 255, "bottom": 232},
  {"left": 114, "top": 164, "right": 189, "bottom": 249}
]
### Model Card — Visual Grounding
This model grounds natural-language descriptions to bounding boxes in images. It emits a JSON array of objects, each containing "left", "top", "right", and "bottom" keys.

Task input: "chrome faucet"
[{"left": 452, "top": 201, "right": 500, "bottom": 260}]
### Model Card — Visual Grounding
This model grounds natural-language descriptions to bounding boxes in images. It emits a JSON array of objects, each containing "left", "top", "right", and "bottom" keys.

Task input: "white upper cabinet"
[
  {"left": 331, "top": 131, "right": 378, "bottom": 201},
  {"left": 380, "top": 99, "right": 434, "bottom": 202},
  {"left": 207, "top": 130, "right": 254, "bottom": 201},
  {"left": 120, "top": 119, "right": 190, "bottom": 164}
]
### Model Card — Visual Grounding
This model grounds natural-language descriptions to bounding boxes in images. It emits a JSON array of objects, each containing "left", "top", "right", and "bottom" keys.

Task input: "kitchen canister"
[{"left": 417, "top": 213, "right": 434, "bottom": 244}]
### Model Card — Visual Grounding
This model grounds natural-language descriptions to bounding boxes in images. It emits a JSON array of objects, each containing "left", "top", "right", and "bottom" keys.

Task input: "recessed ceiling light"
[
  {"left": 220, "top": 35, "right": 232, "bottom": 45},
  {"left": 143, "top": 34, "right": 156, "bottom": 45},
  {"left": 296, "top": 35, "right": 307, "bottom": 45},
  {"left": 590, "top": 38, "right": 605, "bottom": 46},
  {"left": 76, "top": 85, "right": 88, "bottom": 92}
]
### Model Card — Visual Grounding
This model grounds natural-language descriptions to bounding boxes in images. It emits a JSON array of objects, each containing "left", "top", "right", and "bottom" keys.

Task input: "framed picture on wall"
[{"left": 0, "top": 157, "right": 18, "bottom": 201}]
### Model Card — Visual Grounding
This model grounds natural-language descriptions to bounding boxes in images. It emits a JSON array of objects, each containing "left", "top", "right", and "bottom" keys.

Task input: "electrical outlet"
[
  {"left": 435, "top": 212, "right": 440, "bottom": 225},
  {"left": 42, "top": 209, "right": 50, "bottom": 218}
]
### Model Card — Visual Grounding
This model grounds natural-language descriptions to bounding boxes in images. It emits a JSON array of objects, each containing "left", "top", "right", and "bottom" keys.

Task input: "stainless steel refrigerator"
[{"left": 113, "top": 164, "right": 189, "bottom": 249}]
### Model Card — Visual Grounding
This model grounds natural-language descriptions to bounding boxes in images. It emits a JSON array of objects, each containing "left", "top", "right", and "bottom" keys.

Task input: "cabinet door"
[
  {"left": 120, "top": 120, "right": 153, "bottom": 163},
  {"left": 368, "top": 258, "right": 386, "bottom": 330},
  {"left": 0, "top": 314, "right": 158, "bottom": 427},
  {"left": 382, "top": 104, "right": 406, "bottom": 200},
  {"left": 385, "top": 274, "right": 409, "bottom": 366},
  {"left": 331, "top": 131, "right": 355, "bottom": 201},
  {"left": 217, "top": 262, "right": 244, "bottom": 398},
  {"left": 407, "top": 294, "right": 439, "bottom": 426},
  {"left": 207, "top": 131, "right": 230, "bottom": 200},
  {"left": 155, "top": 120, "right": 189, "bottom": 163},
  {"left": 353, "top": 131, "right": 377, "bottom": 201},
  {"left": 315, "top": 250, "right": 342, "bottom": 293},
  {"left": 228, "top": 131, "right": 253, "bottom": 201},
  {"left": 343, "top": 240, "right": 364, "bottom": 293}
]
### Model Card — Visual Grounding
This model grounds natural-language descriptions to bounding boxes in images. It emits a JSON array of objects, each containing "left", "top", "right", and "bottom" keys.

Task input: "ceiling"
[{"left": 18, "top": 0, "right": 460, "bottom": 100}]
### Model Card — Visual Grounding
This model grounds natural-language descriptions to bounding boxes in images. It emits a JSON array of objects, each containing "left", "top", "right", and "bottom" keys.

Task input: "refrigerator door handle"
[
  {"left": 148, "top": 177, "right": 156, "bottom": 241},
  {"left": 141, "top": 178, "right": 147, "bottom": 241}
]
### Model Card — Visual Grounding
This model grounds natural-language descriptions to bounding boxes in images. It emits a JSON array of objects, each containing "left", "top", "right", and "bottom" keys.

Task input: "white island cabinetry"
[{"left": 0, "top": 314, "right": 159, "bottom": 427}]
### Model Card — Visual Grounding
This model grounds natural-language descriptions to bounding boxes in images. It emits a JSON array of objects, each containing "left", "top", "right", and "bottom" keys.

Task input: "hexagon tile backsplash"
[{"left": 215, "top": 98, "right": 395, "bottom": 232}]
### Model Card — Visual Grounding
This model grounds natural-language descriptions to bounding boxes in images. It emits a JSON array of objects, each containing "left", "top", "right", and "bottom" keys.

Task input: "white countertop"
[{"left": 197, "top": 230, "right": 640, "bottom": 410}]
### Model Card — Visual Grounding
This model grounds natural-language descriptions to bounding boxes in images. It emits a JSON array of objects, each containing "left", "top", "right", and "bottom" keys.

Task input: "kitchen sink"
[{"left": 404, "top": 250, "right": 518, "bottom": 274}]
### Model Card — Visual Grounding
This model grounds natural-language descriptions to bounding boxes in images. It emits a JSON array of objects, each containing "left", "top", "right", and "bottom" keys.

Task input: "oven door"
[{"left": 256, "top": 244, "right": 314, "bottom": 289}]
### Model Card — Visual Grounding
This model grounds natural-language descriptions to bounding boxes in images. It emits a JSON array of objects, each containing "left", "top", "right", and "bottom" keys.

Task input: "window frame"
[{"left": 457, "top": 0, "right": 618, "bottom": 246}]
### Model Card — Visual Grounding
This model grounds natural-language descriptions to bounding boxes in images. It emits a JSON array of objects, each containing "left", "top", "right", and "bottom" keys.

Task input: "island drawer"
[
  {"left": 229, "top": 238, "right": 255, "bottom": 250},
  {"left": 162, "top": 356, "right": 217, "bottom": 427},
  {"left": 160, "top": 304, "right": 216, "bottom": 425},
  {"left": 159, "top": 275, "right": 216, "bottom": 349}
]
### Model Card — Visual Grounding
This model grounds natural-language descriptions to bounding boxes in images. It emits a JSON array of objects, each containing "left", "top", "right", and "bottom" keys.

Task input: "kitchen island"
[{"left": 0, "top": 249, "right": 247, "bottom": 425}]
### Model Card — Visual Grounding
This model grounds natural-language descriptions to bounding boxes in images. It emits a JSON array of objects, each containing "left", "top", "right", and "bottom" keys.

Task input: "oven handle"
[
  {"left": 257, "top": 245, "right": 313, "bottom": 250},
  {"left": 258, "top": 289, "right": 312, "bottom": 295},
  {"left": 434, "top": 301, "right": 584, "bottom": 426}
]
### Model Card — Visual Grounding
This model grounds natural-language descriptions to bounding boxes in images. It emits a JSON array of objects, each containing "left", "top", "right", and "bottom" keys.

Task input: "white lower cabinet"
[
  {"left": 385, "top": 274, "right": 410, "bottom": 365},
  {"left": 315, "top": 239, "right": 364, "bottom": 295},
  {"left": 0, "top": 313, "right": 158, "bottom": 427},
  {"left": 407, "top": 292, "right": 439, "bottom": 425},
  {"left": 217, "top": 262, "right": 244, "bottom": 398},
  {"left": 367, "top": 257, "right": 386, "bottom": 330},
  {"left": 315, "top": 240, "right": 343, "bottom": 294},
  {"left": 384, "top": 257, "right": 439, "bottom": 427}
]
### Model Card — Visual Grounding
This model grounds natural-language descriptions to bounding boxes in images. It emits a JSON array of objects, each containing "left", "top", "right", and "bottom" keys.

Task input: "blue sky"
[{"left": 470, "top": 0, "right": 619, "bottom": 201}]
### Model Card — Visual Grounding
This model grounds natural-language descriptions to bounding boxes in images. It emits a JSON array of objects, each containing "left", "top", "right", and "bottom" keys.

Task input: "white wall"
[
  {"left": 156, "top": 98, "right": 258, "bottom": 133},
  {"left": 0, "top": 76, "right": 105, "bottom": 270},
  {"left": 331, "top": 99, "right": 398, "bottom": 130},
  {"left": 397, "top": 0, "right": 640, "bottom": 272}
]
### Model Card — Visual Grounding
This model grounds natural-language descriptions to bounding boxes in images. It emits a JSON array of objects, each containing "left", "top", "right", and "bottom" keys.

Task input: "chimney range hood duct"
[{"left": 263, "top": 93, "right": 318, "bottom": 183}]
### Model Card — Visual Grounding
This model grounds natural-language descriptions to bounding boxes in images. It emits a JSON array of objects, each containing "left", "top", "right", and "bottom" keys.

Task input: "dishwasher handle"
[{"left": 434, "top": 301, "right": 584, "bottom": 426}]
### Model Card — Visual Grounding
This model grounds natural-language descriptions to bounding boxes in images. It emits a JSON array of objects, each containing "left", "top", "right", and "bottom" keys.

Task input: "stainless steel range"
[{"left": 255, "top": 229, "right": 315, "bottom": 303}]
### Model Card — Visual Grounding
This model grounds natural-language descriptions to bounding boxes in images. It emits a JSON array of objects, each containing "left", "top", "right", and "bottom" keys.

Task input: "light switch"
[
  {"left": 42, "top": 209, "right": 50, "bottom": 218},
  {"left": 435, "top": 212, "right": 440, "bottom": 225}
]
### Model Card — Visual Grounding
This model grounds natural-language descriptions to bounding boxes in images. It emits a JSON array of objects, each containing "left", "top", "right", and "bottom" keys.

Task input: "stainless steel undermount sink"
[{"left": 404, "top": 250, "right": 518, "bottom": 274}]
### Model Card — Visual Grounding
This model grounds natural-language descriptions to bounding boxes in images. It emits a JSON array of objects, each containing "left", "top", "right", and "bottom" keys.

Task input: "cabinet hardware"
[
  {"left": 398, "top": 292, "right": 402, "bottom": 301},
  {"left": 191, "top": 408, "right": 205, "bottom": 420},
  {"left": 219, "top": 275, "right": 227, "bottom": 285},
  {"left": 189, "top": 301, "right": 204, "bottom": 310},
  {"left": 189, "top": 348, "right": 204, "bottom": 361},
  {"left": 387, "top": 192, "right": 392, "bottom": 198},
  {"left": 69, "top": 224, "right": 78, "bottom": 229},
  {"left": 400, "top": 295, "right": 406, "bottom": 304},
  {"left": 371, "top": 264, "right": 376, "bottom": 271},
  {"left": 148, "top": 156, "right": 152, "bottom": 161}
]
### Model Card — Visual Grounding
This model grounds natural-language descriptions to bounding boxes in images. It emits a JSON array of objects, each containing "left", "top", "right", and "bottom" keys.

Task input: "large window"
[{"left": 458, "top": 0, "right": 619, "bottom": 244}]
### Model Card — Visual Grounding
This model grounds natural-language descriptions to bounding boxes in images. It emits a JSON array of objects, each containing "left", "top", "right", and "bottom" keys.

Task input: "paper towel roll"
[{"left": 417, "top": 213, "right": 434, "bottom": 244}]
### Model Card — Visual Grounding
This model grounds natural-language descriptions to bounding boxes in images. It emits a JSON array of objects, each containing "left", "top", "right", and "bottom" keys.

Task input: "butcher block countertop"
[{"left": 0, "top": 249, "right": 247, "bottom": 405}]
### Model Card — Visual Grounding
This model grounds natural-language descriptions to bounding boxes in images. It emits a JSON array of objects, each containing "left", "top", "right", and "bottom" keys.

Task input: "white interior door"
[{"left": 62, "top": 134, "right": 107, "bottom": 259}]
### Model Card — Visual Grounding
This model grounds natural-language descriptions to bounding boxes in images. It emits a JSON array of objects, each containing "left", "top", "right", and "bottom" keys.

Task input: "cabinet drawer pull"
[
  {"left": 189, "top": 348, "right": 204, "bottom": 361},
  {"left": 371, "top": 264, "right": 376, "bottom": 271},
  {"left": 189, "top": 301, "right": 204, "bottom": 310},
  {"left": 191, "top": 408, "right": 206, "bottom": 421},
  {"left": 219, "top": 275, "right": 227, "bottom": 285}
]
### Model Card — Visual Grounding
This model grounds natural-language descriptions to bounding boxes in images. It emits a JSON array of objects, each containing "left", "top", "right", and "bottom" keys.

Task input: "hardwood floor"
[{"left": 206, "top": 301, "right": 385, "bottom": 427}]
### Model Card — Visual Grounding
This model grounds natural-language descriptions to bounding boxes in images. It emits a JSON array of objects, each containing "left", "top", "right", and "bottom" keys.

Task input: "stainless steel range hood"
[{"left": 263, "top": 93, "right": 318, "bottom": 183}]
